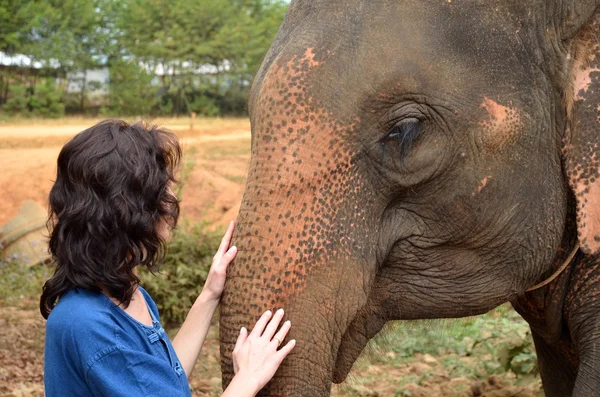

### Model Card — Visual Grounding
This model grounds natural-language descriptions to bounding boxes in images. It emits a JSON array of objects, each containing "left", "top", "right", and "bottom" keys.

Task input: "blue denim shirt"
[{"left": 44, "top": 286, "right": 191, "bottom": 397}]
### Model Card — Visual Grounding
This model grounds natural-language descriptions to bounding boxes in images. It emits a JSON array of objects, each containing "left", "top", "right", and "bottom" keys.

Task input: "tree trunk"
[
  {"left": 79, "top": 71, "right": 87, "bottom": 113},
  {"left": 0, "top": 73, "right": 5, "bottom": 106}
]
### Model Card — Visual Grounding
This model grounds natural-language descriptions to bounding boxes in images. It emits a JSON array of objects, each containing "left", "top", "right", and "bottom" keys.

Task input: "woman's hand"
[
  {"left": 201, "top": 221, "right": 237, "bottom": 302},
  {"left": 230, "top": 309, "right": 296, "bottom": 394}
]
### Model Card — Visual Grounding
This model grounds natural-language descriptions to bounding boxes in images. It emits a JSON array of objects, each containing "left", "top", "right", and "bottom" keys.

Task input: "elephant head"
[{"left": 220, "top": 1, "right": 600, "bottom": 395}]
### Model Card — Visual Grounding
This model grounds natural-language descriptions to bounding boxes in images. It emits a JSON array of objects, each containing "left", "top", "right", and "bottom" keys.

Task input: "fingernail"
[
  {"left": 229, "top": 246, "right": 237, "bottom": 253},
  {"left": 240, "top": 327, "right": 245, "bottom": 334},
  {"left": 291, "top": 339, "right": 296, "bottom": 345},
  {"left": 265, "top": 310, "right": 272, "bottom": 316},
  {"left": 277, "top": 308, "right": 284, "bottom": 315},
  {"left": 285, "top": 320, "right": 291, "bottom": 326}
]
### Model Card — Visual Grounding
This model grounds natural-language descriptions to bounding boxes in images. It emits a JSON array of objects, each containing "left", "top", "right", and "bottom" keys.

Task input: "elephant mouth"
[
  {"left": 332, "top": 339, "right": 362, "bottom": 384},
  {"left": 332, "top": 309, "right": 387, "bottom": 384}
]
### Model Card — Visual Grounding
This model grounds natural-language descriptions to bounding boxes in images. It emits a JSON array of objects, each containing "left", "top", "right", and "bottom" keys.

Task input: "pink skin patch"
[
  {"left": 479, "top": 97, "right": 523, "bottom": 152},
  {"left": 577, "top": 181, "right": 600, "bottom": 254},
  {"left": 566, "top": 47, "right": 600, "bottom": 254},
  {"left": 574, "top": 65, "right": 600, "bottom": 101},
  {"left": 478, "top": 176, "right": 490, "bottom": 192},
  {"left": 472, "top": 175, "right": 492, "bottom": 196},
  {"left": 572, "top": 46, "right": 600, "bottom": 102}
]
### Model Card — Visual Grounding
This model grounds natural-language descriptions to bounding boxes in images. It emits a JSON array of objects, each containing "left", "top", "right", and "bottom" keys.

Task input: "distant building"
[
  {"left": 0, "top": 51, "right": 63, "bottom": 77},
  {"left": 0, "top": 52, "right": 238, "bottom": 106},
  {"left": 64, "top": 68, "right": 109, "bottom": 96},
  {"left": 0, "top": 52, "right": 108, "bottom": 98}
]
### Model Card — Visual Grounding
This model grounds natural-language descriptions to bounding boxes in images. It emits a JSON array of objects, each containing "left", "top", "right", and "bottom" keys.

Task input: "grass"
[
  {"left": 0, "top": 255, "right": 53, "bottom": 309},
  {"left": 370, "top": 306, "right": 537, "bottom": 377},
  {"left": 0, "top": 116, "right": 250, "bottom": 149},
  {"left": 334, "top": 306, "right": 541, "bottom": 396},
  {"left": 197, "top": 139, "right": 252, "bottom": 160}
]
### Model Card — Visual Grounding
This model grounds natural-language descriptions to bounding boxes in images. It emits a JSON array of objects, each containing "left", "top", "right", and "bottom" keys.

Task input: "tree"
[
  {"left": 118, "top": 0, "right": 287, "bottom": 115},
  {"left": 17, "top": 0, "right": 114, "bottom": 111},
  {"left": 0, "top": 0, "right": 288, "bottom": 116},
  {"left": 104, "top": 59, "right": 157, "bottom": 116}
]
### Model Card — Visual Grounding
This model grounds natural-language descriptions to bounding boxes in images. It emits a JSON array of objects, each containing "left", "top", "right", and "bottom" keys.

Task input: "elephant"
[{"left": 219, "top": 1, "right": 600, "bottom": 396}]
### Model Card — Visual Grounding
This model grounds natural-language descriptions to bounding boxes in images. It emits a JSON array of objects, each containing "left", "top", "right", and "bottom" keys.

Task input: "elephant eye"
[{"left": 380, "top": 118, "right": 422, "bottom": 161}]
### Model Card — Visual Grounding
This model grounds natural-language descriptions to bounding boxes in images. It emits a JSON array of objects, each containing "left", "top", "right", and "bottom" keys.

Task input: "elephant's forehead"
[
  {"left": 232, "top": 48, "right": 368, "bottom": 310},
  {"left": 253, "top": 1, "right": 536, "bottom": 121}
]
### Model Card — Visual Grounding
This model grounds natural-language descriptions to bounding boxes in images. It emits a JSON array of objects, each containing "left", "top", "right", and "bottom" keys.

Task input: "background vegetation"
[
  {"left": 0, "top": 0, "right": 287, "bottom": 118},
  {"left": 139, "top": 224, "right": 222, "bottom": 325}
]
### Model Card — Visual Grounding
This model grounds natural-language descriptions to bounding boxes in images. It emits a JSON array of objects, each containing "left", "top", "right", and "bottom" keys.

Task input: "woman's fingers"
[
  {"left": 234, "top": 327, "right": 247, "bottom": 352},
  {"left": 232, "top": 327, "right": 247, "bottom": 375},
  {"left": 214, "top": 221, "right": 235, "bottom": 263},
  {"left": 275, "top": 339, "right": 296, "bottom": 362},
  {"left": 215, "top": 245, "right": 237, "bottom": 271},
  {"left": 262, "top": 308, "right": 285, "bottom": 340},
  {"left": 272, "top": 319, "right": 291, "bottom": 347},
  {"left": 250, "top": 310, "right": 273, "bottom": 338}
]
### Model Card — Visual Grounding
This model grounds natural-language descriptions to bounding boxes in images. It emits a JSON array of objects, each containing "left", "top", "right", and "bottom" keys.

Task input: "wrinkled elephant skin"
[{"left": 220, "top": 1, "right": 600, "bottom": 396}]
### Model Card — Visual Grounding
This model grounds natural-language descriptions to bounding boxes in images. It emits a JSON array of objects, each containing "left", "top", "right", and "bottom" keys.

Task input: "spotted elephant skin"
[{"left": 219, "top": 1, "right": 600, "bottom": 396}]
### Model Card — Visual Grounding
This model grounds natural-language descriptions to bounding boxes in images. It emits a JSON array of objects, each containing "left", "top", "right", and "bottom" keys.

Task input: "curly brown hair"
[{"left": 40, "top": 120, "right": 182, "bottom": 319}]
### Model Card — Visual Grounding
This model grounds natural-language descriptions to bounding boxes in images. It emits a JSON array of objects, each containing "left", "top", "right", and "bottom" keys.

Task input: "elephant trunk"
[
  {"left": 219, "top": 161, "right": 373, "bottom": 395},
  {"left": 219, "top": 45, "right": 379, "bottom": 395}
]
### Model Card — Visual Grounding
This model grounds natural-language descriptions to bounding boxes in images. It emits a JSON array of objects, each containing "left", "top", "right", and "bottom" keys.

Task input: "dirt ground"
[
  {"left": 0, "top": 119, "right": 543, "bottom": 396},
  {"left": 0, "top": 118, "right": 250, "bottom": 227}
]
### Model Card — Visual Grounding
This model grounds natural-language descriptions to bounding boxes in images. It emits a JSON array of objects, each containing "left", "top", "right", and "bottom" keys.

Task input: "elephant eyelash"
[{"left": 380, "top": 118, "right": 422, "bottom": 162}]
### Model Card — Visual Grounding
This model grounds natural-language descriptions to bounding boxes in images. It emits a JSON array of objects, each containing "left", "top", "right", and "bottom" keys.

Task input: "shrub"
[
  {"left": 0, "top": 250, "right": 53, "bottom": 308},
  {"left": 190, "top": 94, "right": 221, "bottom": 117},
  {"left": 2, "top": 80, "right": 65, "bottom": 118},
  {"left": 105, "top": 59, "right": 158, "bottom": 116},
  {"left": 1, "top": 84, "right": 29, "bottom": 115},
  {"left": 138, "top": 223, "right": 221, "bottom": 326},
  {"left": 29, "top": 80, "right": 65, "bottom": 118}
]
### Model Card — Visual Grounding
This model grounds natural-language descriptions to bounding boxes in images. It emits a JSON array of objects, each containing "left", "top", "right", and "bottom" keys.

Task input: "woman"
[{"left": 41, "top": 120, "right": 295, "bottom": 396}]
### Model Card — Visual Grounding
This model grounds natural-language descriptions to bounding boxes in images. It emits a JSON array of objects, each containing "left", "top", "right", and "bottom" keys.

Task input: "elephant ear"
[
  {"left": 563, "top": 10, "right": 600, "bottom": 254},
  {"left": 559, "top": 1, "right": 600, "bottom": 39}
]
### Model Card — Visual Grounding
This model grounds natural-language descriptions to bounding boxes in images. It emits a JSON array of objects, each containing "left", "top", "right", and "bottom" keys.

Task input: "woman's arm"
[
  {"left": 171, "top": 221, "right": 237, "bottom": 377},
  {"left": 171, "top": 221, "right": 296, "bottom": 394}
]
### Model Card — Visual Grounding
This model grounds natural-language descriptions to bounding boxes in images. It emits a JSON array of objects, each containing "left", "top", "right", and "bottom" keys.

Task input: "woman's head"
[{"left": 40, "top": 120, "right": 181, "bottom": 319}]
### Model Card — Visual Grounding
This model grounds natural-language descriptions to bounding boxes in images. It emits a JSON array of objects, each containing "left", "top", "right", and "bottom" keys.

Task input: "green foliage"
[
  {"left": 368, "top": 305, "right": 538, "bottom": 380},
  {"left": 2, "top": 80, "right": 65, "bottom": 118},
  {"left": 138, "top": 223, "right": 221, "bottom": 326},
  {"left": 29, "top": 80, "right": 65, "bottom": 118},
  {"left": 495, "top": 335, "right": 538, "bottom": 377},
  {"left": 103, "top": 59, "right": 158, "bottom": 116},
  {"left": 190, "top": 95, "right": 221, "bottom": 117},
  {"left": 1, "top": 84, "right": 29, "bottom": 115},
  {"left": 0, "top": 252, "right": 53, "bottom": 308},
  {"left": 111, "top": 0, "right": 287, "bottom": 115},
  {"left": 16, "top": 0, "right": 108, "bottom": 70},
  {"left": 0, "top": 0, "right": 287, "bottom": 116}
]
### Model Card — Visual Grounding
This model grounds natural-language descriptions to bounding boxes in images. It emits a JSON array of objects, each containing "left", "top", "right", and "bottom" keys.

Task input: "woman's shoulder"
[
  {"left": 45, "top": 289, "right": 121, "bottom": 369},
  {"left": 47, "top": 288, "right": 111, "bottom": 325},
  {"left": 46, "top": 289, "right": 118, "bottom": 344}
]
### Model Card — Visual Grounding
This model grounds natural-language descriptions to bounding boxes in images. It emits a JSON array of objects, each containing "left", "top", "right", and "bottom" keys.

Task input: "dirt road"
[{"left": 0, "top": 123, "right": 250, "bottom": 226}]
